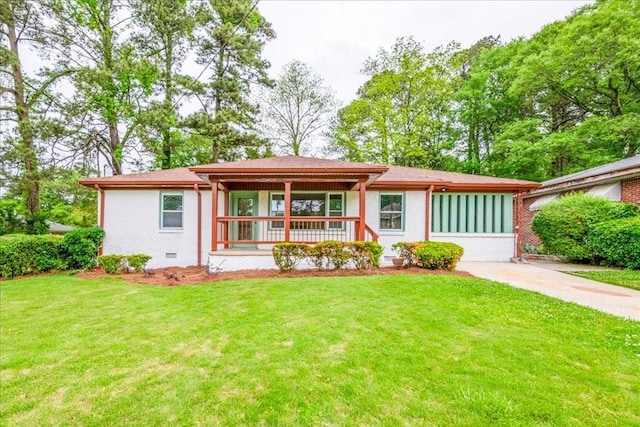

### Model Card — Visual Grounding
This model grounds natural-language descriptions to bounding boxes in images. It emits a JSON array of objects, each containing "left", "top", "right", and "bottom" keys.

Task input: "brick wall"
[
  {"left": 621, "top": 177, "right": 640, "bottom": 204},
  {"left": 520, "top": 196, "right": 541, "bottom": 249}
]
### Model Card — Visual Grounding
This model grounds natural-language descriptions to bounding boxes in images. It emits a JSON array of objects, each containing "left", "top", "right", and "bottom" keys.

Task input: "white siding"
[
  {"left": 430, "top": 233, "right": 515, "bottom": 261},
  {"left": 102, "top": 189, "right": 212, "bottom": 268},
  {"left": 102, "top": 188, "right": 517, "bottom": 268},
  {"left": 366, "top": 190, "right": 515, "bottom": 262},
  {"left": 366, "top": 190, "right": 427, "bottom": 259}
]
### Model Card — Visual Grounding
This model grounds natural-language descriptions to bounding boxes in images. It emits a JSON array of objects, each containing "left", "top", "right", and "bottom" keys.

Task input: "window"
[
  {"left": 328, "top": 194, "right": 343, "bottom": 229},
  {"left": 160, "top": 192, "right": 183, "bottom": 229},
  {"left": 431, "top": 193, "right": 513, "bottom": 234},
  {"left": 380, "top": 193, "right": 403, "bottom": 230},
  {"left": 269, "top": 192, "right": 344, "bottom": 229}
]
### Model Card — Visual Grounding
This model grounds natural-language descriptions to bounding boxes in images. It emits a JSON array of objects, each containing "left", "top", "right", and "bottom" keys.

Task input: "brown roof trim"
[
  {"left": 79, "top": 179, "right": 210, "bottom": 189},
  {"left": 369, "top": 181, "right": 540, "bottom": 192}
]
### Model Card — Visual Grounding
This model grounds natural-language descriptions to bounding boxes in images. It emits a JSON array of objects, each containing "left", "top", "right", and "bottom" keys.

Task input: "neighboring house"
[
  {"left": 47, "top": 220, "right": 73, "bottom": 234},
  {"left": 521, "top": 155, "right": 640, "bottom": 249},
  {"left": 80, "top": 156, "right": 539, "bottom": 270},
  {"left": 13, "top": 216, "right": 73, "bottom": 234}
]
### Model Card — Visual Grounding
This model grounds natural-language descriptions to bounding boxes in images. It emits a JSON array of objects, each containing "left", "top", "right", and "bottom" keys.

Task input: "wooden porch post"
[
  {"left": 358, "top": 180, "right": 366, "bottom": 240},
  {"left": 211, "top": 181, "right": 218, "bottom": 252},
  {"left": 284, "top": 181, "right": 292, "bottom": 242},
  {"left": 425, "top": 185, "right": 434, "bottom": 241},
  {"left": 223, "top": 189, "right": 230, "bottom": 249}
]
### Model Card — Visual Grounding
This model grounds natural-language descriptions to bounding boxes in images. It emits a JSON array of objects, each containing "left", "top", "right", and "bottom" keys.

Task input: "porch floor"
[{"left": 209, "top": 249, "right": 272, "bottom": 256}]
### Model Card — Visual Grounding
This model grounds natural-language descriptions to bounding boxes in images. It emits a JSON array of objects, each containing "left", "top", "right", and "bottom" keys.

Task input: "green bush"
[
  {"left": 0, "top": 234, "right": 66, "bottom": 278},
  {"left": 308, "top": 240, "right": 350, "bottom": 270},
  {"left": 393, "top": 241, "right": 464, "bottom": 270},
  {"left": 391, "top": 242, "right": 423, "bottom": 267},
  {"left": 345, "top": 241, "right": 383, "bottom": 269},
  {"left": 98, "top": 255, "right": 126, "bottom": 274},
  {"left": 272, "top": 243, "right": 309, "bottom": 272},
  {"left": 415, "top": 242, "right": 464, "bottom": 270},
  {"left": 98, "top": 254, "right": 152, "bottom": 274},
  {"left": 63, "top": 227, "right": 105, "bottom": 269},
  {"left": 126, "top": 254, "right": 152, "bottom": 273},
  {"left": 587, "top": 217, "right": 640, "bottom": 269},
  {"left": 272, "top": 241, "right": 384, "bottom": 272},
  {"left": 0, "top": 199, "right": 26, "bottom": 235},
  {"left": 531, "top": 194, "right": 639, "bottom": 262},
  {"left": 25, "top": 213, "right": 49, "bottom": 235}
]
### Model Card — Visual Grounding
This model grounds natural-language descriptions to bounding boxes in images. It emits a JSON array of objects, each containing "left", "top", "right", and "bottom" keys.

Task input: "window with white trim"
[
  {"left": 269, "top": 192, "right": 344, "bottom": 229},
  {"left": 379, "top": 193, "right": 404, "bottom": 230},
  {"left": 160, "top": 192, "right": 183, "bottom": 229}
]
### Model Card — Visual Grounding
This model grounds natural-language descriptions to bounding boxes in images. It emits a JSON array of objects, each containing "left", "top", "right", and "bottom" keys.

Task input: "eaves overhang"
[
  {"left": 523, "top": 167, "right": 640, "bottom": 199},
  {"left": 79, "top": 179, "right": 210, "bottom": 189}
]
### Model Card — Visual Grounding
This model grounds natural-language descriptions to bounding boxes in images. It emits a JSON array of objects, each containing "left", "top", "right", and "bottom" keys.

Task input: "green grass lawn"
[
  {"left": 1, "top": 274, "right": 639, "bottom": 425},
  {"left": 569, "top": 270, "right": 640, "bottom": 292}
]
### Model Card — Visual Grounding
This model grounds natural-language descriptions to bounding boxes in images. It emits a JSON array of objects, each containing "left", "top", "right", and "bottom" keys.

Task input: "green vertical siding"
[{"left": 431, "top": 193, "right": 513, "bottom": 234}]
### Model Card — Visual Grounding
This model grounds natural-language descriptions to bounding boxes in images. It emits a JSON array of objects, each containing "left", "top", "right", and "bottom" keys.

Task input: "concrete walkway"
[{"left": 457, "top": 262, "right": 640, "bottom": 321}]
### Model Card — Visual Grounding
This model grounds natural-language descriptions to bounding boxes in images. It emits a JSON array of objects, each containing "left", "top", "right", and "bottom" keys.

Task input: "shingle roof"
[
  {"left": 523, "top": 155, "right": 640, "bottom": 198},
  {"left": 80, "top": 167, "right": 207, "bottom": 187},
  {"left": 190, "top": 155, "right": 387, "bottom": 172},
  {"left": 80, "top": 156, "right": 540, "bottom": 191},
  {"left": 541, "top": 155, "right": 640, "bottom": 188},
  {"left": 377, "top": 165, "right": 536, "bottom": 186}
]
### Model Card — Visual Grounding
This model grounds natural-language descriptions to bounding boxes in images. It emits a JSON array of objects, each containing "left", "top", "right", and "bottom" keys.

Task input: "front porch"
[
  {"left": 189, "top": 158, "right": 387, "bottom": 252},
  {"left": 215, "top": 216, "right": 379, "bottom": 249}
]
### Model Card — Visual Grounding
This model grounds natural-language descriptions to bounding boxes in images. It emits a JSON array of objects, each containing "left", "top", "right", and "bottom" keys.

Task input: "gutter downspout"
[
  {"left": 425, "top": 185, "right": 434, "bottom": 241},
  {"left": 194, "top": 184, "right": 202, "bottom": 267},
  {"left": 94, "top": 184, "right": 105, "bottom": 255}
]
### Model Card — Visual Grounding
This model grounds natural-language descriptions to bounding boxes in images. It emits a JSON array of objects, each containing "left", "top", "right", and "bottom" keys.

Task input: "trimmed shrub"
[
  {"left": 345, "top": 241, "right": 383, "bottom": 269},
  {"left": 126, "top": 254, "right": 152, "bottom": 273},
  {"left": 272, "top": 241, "right": 384, "bottom": 272},
  {"left": 587, "top": 217, "right": 640, "bottom": 269},
  {"left": 272, "top": 243, "right": 309, "bottom": 272},
  {"left": 0, "top": 234, "right": 66, "bottom": 278},
  {"left": 415, "top": 242, "right": 464, "bottom": 270},
  {"left": 391, "top": 242, "right": 424, "bottom": 267},
  {"left": 308, "top": 240, "right": 350, "bottom": 270},
  {"left": 63, "top": 227, "right": 105, "bottom": 269},
  {"left": 98, "top": 255, "right": 126, "bottom": 274},
  {"left": 392, "top": 241, "right": 464, "bottom": 270},
  {"left": 98, "top": 254, "right": 152, "bottom": 274},
  {"left": 531, "top": 194, "right": 639, "bottom": 262}
]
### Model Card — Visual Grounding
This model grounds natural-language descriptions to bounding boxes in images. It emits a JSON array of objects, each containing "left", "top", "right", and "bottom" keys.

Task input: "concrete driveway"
[{"left": 457, "top": 262, "right": 640, "bottom": 321}]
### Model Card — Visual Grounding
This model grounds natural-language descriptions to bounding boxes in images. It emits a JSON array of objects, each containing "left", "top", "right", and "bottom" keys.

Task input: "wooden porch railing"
[{"left": 215, "top": 216, "right": 378, "bottom": 247}]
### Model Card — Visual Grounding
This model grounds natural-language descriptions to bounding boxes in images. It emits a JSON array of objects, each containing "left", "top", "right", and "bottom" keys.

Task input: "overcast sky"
[{"left": 258, "top": 0, "right": 593, "bottom": 104}]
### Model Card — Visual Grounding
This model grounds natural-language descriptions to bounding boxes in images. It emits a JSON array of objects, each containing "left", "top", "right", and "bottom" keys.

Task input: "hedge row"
[
  {"left": 272, "top": 241, "right": 383, "bottom": 272},
  {"left": 532, "top": 194, "right": 639, "bottom": 262},
  {"left": 588, "top": 217, "right": 640, "bottom": 269},
  {"left": 0, "top": 227, "right": 105, "bottom": 279},
  {"left": 392, "top": 241, "right": 464, "bottom": 270}
]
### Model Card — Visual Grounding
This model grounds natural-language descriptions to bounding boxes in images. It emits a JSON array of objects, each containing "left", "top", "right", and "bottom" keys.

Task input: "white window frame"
[
  {"left": 160, "top": 191, "right": 184, "bottom": 230},
  {"left": 379, "top": 192, "right": 404, "bottom": 231}
]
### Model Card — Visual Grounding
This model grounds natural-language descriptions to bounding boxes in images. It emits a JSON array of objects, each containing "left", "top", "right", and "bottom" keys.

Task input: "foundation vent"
[{"left": 165, "top": 252, "right": 177, "bottom": 259}]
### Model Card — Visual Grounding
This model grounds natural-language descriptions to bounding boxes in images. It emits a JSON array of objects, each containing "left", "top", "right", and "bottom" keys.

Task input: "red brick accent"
[
  {"left": 520, "top": 196, "right": 541, "bottom": 249},
  {"left": 622, "top": 177, "right": 640, "bottom": 204}
]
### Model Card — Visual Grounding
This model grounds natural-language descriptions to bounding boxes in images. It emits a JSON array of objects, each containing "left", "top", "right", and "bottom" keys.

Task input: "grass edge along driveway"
[
  {"left": 1, "top": 274, "right": 639, "bottom": 426},
  {"left": 568, "top": 269, "right": 640, "bottom": 292}
]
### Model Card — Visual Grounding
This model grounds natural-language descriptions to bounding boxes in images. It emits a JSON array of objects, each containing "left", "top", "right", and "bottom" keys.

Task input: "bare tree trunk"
[
  {"left": 7, "top": 14, "right": 40, "bottom": 213},
  {"left": 161, "top": 34, "right": 173, "bottom": 169}
]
